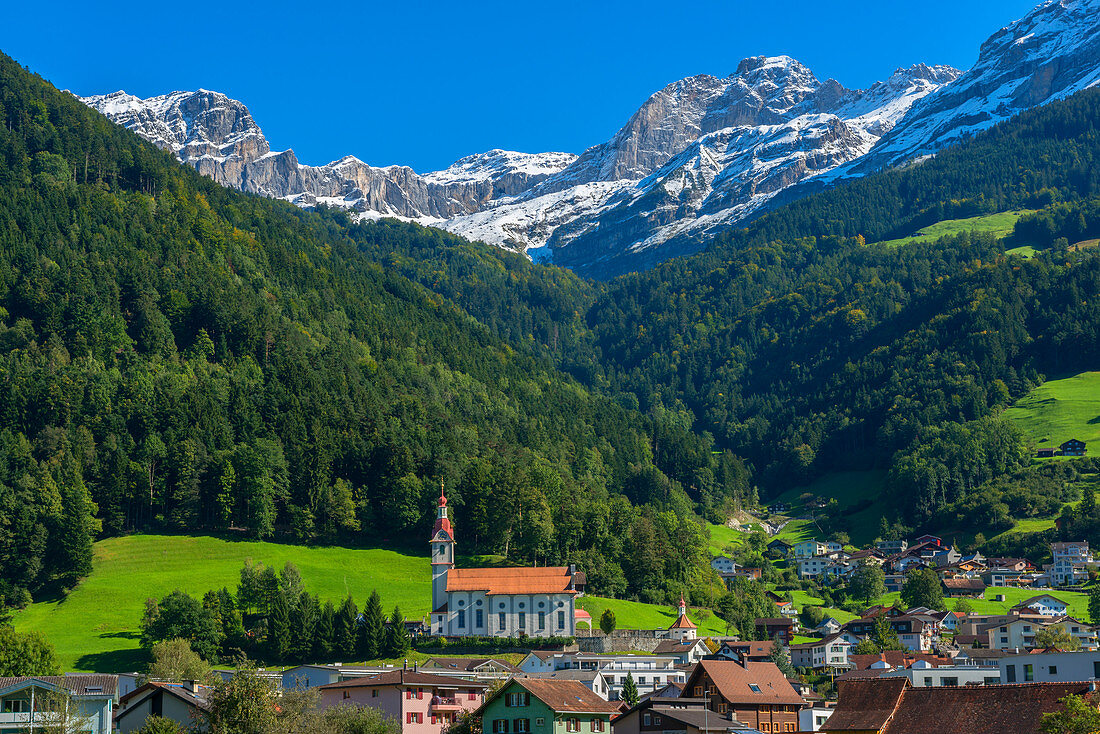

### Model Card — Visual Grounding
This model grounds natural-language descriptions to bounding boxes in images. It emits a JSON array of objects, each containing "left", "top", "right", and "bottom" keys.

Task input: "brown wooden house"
[{"left": 682, "top": 659, "right": 804, "bottom": 734}]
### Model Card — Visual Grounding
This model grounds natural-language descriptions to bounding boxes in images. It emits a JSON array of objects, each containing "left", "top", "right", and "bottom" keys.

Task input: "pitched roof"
[
  {"left": 882, "top": 682, "right": 1092, "bottom": 734},
  {"left": 523, "top": 670, "right": 603, "bottom": 683},
  {"left": 119, "top": 682, "right": 211, "bottom": 712},
  {"left": 0, "top": 676, "right": 118, "bottom": 697},
  {"left": 942, "top": 578, "right": 986, "bottom": 590},
  {"left": 445, "top": 567, "right": 576, "bottom": 595},
  {"left": 690, "top": 660, "right": 805, "bottom": 706},
  {"left": 427, "top": 657, "right": 520, "bottom": 673},
  {"left": 718, "top": 641, "right": 777, "bottom": 658},
  {"left": 1011, "top": 594, "right": 1069, "bottom": 609},
  {"left": 849, "top": 653, "right": 953, "bottom": 670},
  {"left": 653, "top": 639, "right": 704, "bottom": 655},
  {"left": 669, "top": 612, "right": 697, "bottom": 629},
  {"left": 821, "top": 678, "right": 908, "bottom": 731},
  {"left": 500, "top": 679, "right": 622, "bottom": 714},
  {"left": 318, "top": 670, "right": 488, "bottom": 690}
]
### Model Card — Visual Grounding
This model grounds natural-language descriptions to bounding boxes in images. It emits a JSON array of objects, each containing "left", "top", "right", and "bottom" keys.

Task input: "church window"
[
  {"left": 476, "top": 599, "right": 483, "bottom": 606},
  {"left": 458, "top": 600, "right": 465, "bottom": 607},
  {"left": 538, "top": 602, "right": 545, "bottom": 608},
  {"left": 519, "top": 613, "right": 526, "bottom": 629},
  {"left": 519, "top": 602, "right": 525, "bottom": 609},
  {"left": 538, "top": 612, "right": 545, "bottom": 629},
  {"left": 558, "top": 611, "right": 565, "bottom": 628},
  {"left": 458, "top": 610, "right": 466, "bottom": 628},
  {"left": 476, "top": 610, "right": 484, "bottom": 628},
  {"left": 499, "top": 613, "right": 507, "bottom": 630}
]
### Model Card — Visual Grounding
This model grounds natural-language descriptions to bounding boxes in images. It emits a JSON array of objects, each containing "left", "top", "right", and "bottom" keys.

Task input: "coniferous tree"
[
  {"left": 335, "top": 595, "right": 358, "bottom": 654},
  {"left": 383, "top": 606, "right": 410, "bottom": 658},
  {"left": 315, "top": 601, "right": 336, "bottom": 661},
  {"left": 292, "top": 592, "right": 320, "bottom": 662},
  {"left": 268, "top": 589, "right": 293, "bottom": 663},
  {"left": 621, "top": 673, "right": 639, "bottom": 708},
  {"left": 358, "top": 590, "right": 384, "bottom": 660}
]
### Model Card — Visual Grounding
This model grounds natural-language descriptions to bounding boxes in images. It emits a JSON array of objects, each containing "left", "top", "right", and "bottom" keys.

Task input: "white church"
[{"left": 429, "top": 490, "right": 579, "bottom": 638}]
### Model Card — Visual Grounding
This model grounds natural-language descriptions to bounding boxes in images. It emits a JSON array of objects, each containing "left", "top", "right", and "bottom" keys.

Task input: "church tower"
[{"left": 430, "top": 484, "right": 455, "bottom": 616}]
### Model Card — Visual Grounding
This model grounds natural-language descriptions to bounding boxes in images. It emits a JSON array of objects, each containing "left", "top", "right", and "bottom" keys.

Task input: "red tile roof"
[
  {"left": 821, "top": 678, "right": 908, "bottom": 731},
  {"left": 883, "top": 682, "right": 1092, "bottom": 734},
  {"left": 688, "top": 660, "right": 805, "bottom": 706},
  {"left": 445, "top": 567, "right": 576, "bottom": 595}
]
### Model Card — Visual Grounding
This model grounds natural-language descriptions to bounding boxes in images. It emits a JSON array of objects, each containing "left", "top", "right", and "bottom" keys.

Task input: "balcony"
[{"left": 430, "top": 696, "right": 462, "bottom": 711}]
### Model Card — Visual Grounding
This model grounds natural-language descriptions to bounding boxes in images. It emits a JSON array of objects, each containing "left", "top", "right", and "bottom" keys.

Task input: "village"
[{"left": 5, "top": 491, "right": 1100, "bottom": 734}]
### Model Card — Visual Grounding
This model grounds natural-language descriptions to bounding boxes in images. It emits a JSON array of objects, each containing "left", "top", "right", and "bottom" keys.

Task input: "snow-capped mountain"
[{"left": 81, "top": 0, "right": 1100, "bottom": 278}]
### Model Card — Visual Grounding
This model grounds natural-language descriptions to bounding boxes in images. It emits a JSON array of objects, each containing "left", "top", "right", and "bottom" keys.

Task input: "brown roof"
[
  {"left": 426, "top": 657, "right": 520, "bottom": 673},
  {"left": 653, "top": 640, "right": 702, "bottom": 655},
  {"left": 0, "top": 676, "right": 118, "bottom": 697},
  {"left": 755, "top": 618, "right": 794, "bottom": 627},
  {"left": 943, "top": 578, "right": 986, "bottom": 590},
  {"left": 445, "top": 567, "right": 576, "bottom": 595},
  {"left": 318, "top": 670, "right": 489, "bottom": 690},
  {"left": 689, "top": 660, "right": 805, "bottom": 706},
  {"left": 504, "top": 679, "right": 622, "bottom": 714},
  {"left": 719, "top": 640, "right": 777, "bottom": 658},
  {"left": 883, "top": 682, "right": 1092, "bottom": 734},
  {"left": 669, "top": 612, "right": 697, "bottom": 629},
  {"left": 822, "top": 678, "right": 908, "bottom": 731}
]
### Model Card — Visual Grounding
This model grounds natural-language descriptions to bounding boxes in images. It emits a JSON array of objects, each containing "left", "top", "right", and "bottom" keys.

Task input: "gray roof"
[
  {"left": 0, "top": 676, "right": 117, "bottom": 697},
  {"left": 523, "top": 670, "right": 603, "bottom": 683}
]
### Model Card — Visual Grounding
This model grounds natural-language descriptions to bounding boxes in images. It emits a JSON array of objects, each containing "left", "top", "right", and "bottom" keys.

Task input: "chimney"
[
  {"left": 183, "top": 680, "right": 198, "bottom": 693},
  {"left": 403, "top": 659, "right": 408, "bottom": 671},
  {"left": 414, "top": 661, "right": 419, "bottom": 672}
]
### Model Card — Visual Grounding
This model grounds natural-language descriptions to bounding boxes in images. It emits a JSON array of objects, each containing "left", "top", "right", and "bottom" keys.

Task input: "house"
[
  {"left": 710, "top": 641, "right": 777, "bottom": 664},
  {"left": 430, "top": 490, "right": 577, "bottom": 637},
  {"left": 712, "top": 557, "right": 738, "bottom": 574},
  {"left": 425, "top": 658, "right": 521, "bottom": 681},
  {"left": 999, "top": 650, "right": 1100, "bottom": 683},
  {"left": 790, "top": 634, "right": 853, "bottom": 672},
  {"left": 1047, "top": 558, "right": 1090, "bottom": 587},
  {"left": 1061, "top": 439, "right": 1088, "bottom": 457},
  {"left": 824, "top": 542, "right": 844, "bottom": 554},
  {"left": 518, "top": 653, "right": 685, "bottom": 702},
  {"left": 815, "top": 618, "right": 842, "bottom": 636},
  {"left": 766, "top": 539, "right": 792, "bottom": 556},
  {"left": 821, "top": 677, "right": 1094, "bottom": 734},
  {"left": 929, "top": 548, "right": 961, "bottom": 568},
  {"left": 982, "top": 615, "right": 1097, "bottom": 650},
  {"left": 642, "top": 682, "right": 684, "bottom": 701},
  {"left": 682, "top": 659, "right": 805, "bottom": 733},
  {"left": 653, "top": 639, "right": 712, "bottom": 666},
  {"left": 913, "top": 535, "right": 942, "bottom": 548},
  {"left": 754, "top": 619, "right": 794, "bottom": 645},
  {"left": 1037, "top": 447, "right": 1057, "bottom": 458},
  {"left": 613, "top": 696, "right": 768, "bottom": 734},
  {"left": 875, "top": 540, "right": 908, "bottom": 554},
  {"left": 941, "top": 578, "right": 985, "bottom": 598},
  {"left": 478, "top": 678, "right": 621, "bottom": 734},
  {"left": 1010, "top": 594, "right": 1070, "bottom": 617},
  {"left": 799, "top": 706, "right": 834, "bottom": 733},
  {"left": 317, "top": 669, "right": 488, "bottom": 733},
  {"left": 0, "top": 675, "right": 118, "bottom": 734},
  {"left": 878, "top": 660, "right": 999, "bottom": 687},
  {"left": 116, "top": 682, "right": 210, "bottom": 734},
  {"left": 1051, "top": 541, "right": 1093, "bottom": 564},
  {"left": 791, "top": 541, "right": 828, "bottom": 559},
  {"left": 522, "top": 670, "right": 615, "bottom": 701}
]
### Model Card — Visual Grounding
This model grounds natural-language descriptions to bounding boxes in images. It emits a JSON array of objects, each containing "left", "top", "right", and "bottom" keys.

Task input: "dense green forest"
[
  {"left": 6, "top": 49, "right": 1100, "bottom": 615},
  {"left": 0, "top": 53, "right": 733, "bottom": 608}
]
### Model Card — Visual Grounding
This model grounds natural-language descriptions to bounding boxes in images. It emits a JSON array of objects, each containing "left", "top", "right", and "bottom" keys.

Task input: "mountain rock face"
[{"left": 81, "top": 0, "right": 1100, "bottom": 278}]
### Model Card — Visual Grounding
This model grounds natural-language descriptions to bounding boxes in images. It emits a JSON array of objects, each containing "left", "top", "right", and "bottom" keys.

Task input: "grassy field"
[
  {"left": 773, "top": 471, "right": 889, "bottom": 547},
  {"left": 14, "top": 534, "right": 433, "bottom": 673},
  {"left": 1004, "top": 371, "right": 1100, "bottom": 448},
  {"left": 577, "top": 595, "right": 729, "bottom": 637},
  {"left": 707, "top": 523, "right": 746, "bottom": 555},
  {"left": 875, "top": 211, "right": 1035, "bottom": 248}
]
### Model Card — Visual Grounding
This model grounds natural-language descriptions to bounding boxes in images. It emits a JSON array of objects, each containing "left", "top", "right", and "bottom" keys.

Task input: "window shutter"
[
  {"left": 524, "top": 693, "right": 530, "bottom": 706},
  {"left": 505, "top": 693, "right": 511, "bottom": 707}
]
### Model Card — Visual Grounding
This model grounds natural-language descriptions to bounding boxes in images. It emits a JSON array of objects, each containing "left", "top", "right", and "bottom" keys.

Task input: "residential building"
[
  {"left": 985, "top": 615, "right": 1097, "bottom": 650},
  {"left": 430, "top": 490, "right": 576, "bottom": 637},
  {"left": 754, "top": 619, "right": 794, "bottom": 645},
  {"left": 1061, "top": 439, "right": 1088, "bottom": 457},
  {"left": 913, "top": 535, "right": 942, "bottom": 548},
  {"left": 116, "top": 682, "right": 210, "bottom": 734},
  {"left": 798, "top": 707, "right": 834, "bottom": 733},
  {"left": 425, "top": 658, "right": 521, "bottom": 681},
  {"left": 0, "top": 675, "right": 117, "bottom": 734},
  {"left": 999, "top": 650, "right": 1100, "bottom": 683},
  {"left": 940, "top": 578, "right": 985, "bottom": 598},
  {"left": 478, "top": 679, "right": 620, "bottom": 734},
  {"left": 652, "top": 639, "right": 711, "bottom": 666},
  {"left": 711, "top": 557, "right": 738, "bottom": 574},
  {"left": 522, "top": 671, "right": 614, "bottom": 700},
  {"left": 1009, "top": 594, "right": 1071, "bottom": 617},
  {"left": 791, "top": 541, "right": 828, "bottom": 559},
  {"left": 824, "top": 542, "right": 844, "bottom": 554},
  {"left": 683, "top": 660, "right": 804, "bottom": 733},
  {"left": 1047, "top": 558, "right": 1090, "bottom": 587},
  {"left": 710, "top": 641, "right": 776, "bottom": 664},
  {"left": 789, "top": 635, "right": 852, "bottom": 672},
  {"left": 821, "top": 678, "right": 1093, "bottom": 734},
  {"left": 519, "top": 653, "right": 685, "bottom": 702},
  {"left": 613, "top": 696, "right": 767, "bottom": 734},
  {"left": 878, "top": 660, "right": 999, "bottom": 687},
  {"left": 317, "top": 669, "right": 488, "bottom": 733},
  {"left": 815, "top": 618, "right": 842, "bottom": 636},
  {"left": 1051, "top": 542, "right": 1093, "bottom": 565},
  {"left": 766, "top": 540, "right": 792, "bottom": 556},
  {"left": 874, "top": 540, "right": 908, "bottom": 554}
]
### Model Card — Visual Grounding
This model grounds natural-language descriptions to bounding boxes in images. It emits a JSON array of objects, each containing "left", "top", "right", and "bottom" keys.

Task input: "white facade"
[
  {"left": 999, "top": 651, "right": 1100, "bottom": 684},
  {"left": 880, "top": 661, "right": 999, "bottom": 687},
  {"left": 1015, "top": 595, "right": 1071, "bottom": 617},
  {"left": 790, "top": 636, "right": 852, "bottom": 671},
  {"left": 799, "top": 707, "right": 834, "bottom": 732},
  {"left": 986, "top": 617, "right": 1097, "bottom": 650},
  {"left": 711, "top": 556, "right": 737, "bottom": 574},
  {"left": 792, "top": 541, "right": 828, "bottom": 559},
  {"left": 518, "top": 653, "right": 684, "bottom": 702}
]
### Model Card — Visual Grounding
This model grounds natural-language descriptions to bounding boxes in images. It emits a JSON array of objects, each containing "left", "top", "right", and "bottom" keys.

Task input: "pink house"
[{"left": 318, "top": 669, "right": 489, "bottom": 734}]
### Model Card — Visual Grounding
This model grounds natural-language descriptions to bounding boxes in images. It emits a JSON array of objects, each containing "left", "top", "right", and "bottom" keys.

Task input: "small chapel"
[{"left": 429, "top": 490, "right": 578, "bottom": 638}]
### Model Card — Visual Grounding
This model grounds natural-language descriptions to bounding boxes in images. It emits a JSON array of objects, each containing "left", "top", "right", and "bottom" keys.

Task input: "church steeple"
[{"left": 431, "top": 482, "right": 455, "bottom": 617}]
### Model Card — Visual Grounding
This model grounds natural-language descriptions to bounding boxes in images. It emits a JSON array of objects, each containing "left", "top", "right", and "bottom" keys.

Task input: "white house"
[
  {"left": 880, "top": 660, "right": 1000, "bottom": 687},
  {"left": 1012, "top": 594, "right": 1071, "bottom": 617},
  {"left": 1047, "top": 558, "right": 1090, "bottom": 587},
  {"left": 999, "top": 650, "right": 1100, "bottom": 684},
  {"left": 790, "top": 634, "right": 852, "bottom": 671},
  {"left": 1052, "top": 542, "right": 1093, "bottom": 565},
  {"left": 711, "top": 556, "right": 738, "bottom": 574},
  {"left": 429, "top": 490, "right": 577, "bottom": 637},
  {"left": 799, "top": 707, "right": 834, "bottom": 733},
  {"left": 517, "top": 653, "right": 685, "bottom": 702},
  {"left": 984, "top": 616, "right": 1097, "bottom": 650},
  {"left": 791, "top": 540, "right": 828, "bottom": 559}
]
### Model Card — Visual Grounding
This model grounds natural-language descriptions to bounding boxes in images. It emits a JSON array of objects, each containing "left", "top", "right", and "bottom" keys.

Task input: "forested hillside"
[
  {"left": 7, "top": 50, "right": 1100, "bottom": 616},
  {"left": 0, "top": 53, "right": 740, "bottom": 609}
]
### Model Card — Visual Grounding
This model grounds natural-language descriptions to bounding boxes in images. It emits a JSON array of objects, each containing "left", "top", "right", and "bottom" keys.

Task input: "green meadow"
[
  {"left": 875, "top": 210, "right": 1035, "bottom": 249},
  {"left": 1004, "top": 371, "right": 1100, "bottom": 448}
]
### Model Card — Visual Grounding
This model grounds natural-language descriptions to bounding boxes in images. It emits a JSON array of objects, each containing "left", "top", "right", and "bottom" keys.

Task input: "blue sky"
[{"left": 3, "top": 1, "right": 1039, "bottom": 172}]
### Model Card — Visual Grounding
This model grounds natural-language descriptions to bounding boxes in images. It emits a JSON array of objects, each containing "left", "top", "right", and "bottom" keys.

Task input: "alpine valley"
[{"left": 84, "top": 0, "right": 1100, "bottom": 277}]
